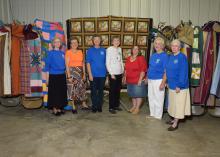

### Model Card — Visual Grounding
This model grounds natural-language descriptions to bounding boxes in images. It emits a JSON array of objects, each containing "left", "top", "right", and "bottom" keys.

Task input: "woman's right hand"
[
  {"left": 111, "top": 74, "right": 116, "bottom": 80},
  {"left": 122, "top": 76, "right": 126, "bottom": 85},
  {"left": 159, "top": 82, "right": 165, "bottom": 90},
  {"left": 46, "top": 79, "right": 49, "bottom": 86},
  {"left": 68, "top": 77, "right": 73, "bottom": 83}
]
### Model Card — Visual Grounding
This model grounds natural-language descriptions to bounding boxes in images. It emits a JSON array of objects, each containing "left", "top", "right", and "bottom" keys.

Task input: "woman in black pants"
[{"left": 106, "top": 36, "right": 124, "bottom": 114}]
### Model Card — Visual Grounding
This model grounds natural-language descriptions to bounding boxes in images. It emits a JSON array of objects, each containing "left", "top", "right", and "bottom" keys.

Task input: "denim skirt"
[{"left": 127, "top": 82, "right": 147, "bottom": 98}]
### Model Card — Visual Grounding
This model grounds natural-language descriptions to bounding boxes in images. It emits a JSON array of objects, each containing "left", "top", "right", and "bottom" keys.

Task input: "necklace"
[{"left": 130, "top": 55, "right": 137, "bottom": 62}]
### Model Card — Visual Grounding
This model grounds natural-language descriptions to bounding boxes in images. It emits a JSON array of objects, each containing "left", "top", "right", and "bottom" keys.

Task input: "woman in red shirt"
[{"left": 124, "top": 46, "right": 147, "bottom": 114}]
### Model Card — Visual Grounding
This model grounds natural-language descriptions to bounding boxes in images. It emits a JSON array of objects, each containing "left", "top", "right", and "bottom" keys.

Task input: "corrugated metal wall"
[
  {"left": 0, "top": 0, "right": 11, "bottom": 23},
  {"left": 1, "top": 0, "right": 220, "bottom": 27}
]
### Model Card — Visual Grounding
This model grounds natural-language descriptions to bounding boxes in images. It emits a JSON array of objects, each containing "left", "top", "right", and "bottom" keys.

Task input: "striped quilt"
[{"left": 20, "top": 38, "right": 42, "bottom": 97}]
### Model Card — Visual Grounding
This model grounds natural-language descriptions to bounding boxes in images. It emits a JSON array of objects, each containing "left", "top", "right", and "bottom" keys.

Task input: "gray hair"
[{"left": 171, "top": 39, "right": 181, "bottom": 48}]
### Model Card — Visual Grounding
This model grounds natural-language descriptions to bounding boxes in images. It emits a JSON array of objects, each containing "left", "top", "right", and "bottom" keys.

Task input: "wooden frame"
[
  {"left": 136, "top": 35, "right": 148, "bottom": 46},
  {"left": 84, "top": 35, "right": 93, "bottom": 46},
  {"left": 137, "top": 21, "right": 149, "bottom": 33},
  {"left": 139, "top": 48, "right": 146, "bottom": 57},
  {"left": 71, "top": 21, "right": 82, "bottom": 33},
  {"left": 123, "top": 34, "right": 134, "bottom": 46},
  {"left": 100, "top": 34, "right": 109, "bottom": 46},
  {"left": 111, "top": 20, "right": 122, "bottom": 32},
  {"left": 124, "top": 20, "right": 136, "bottom": 32},
  {"left": 98, "top": 20, "right": 109, "bottom": 32},
  {"left": 83, "top": 20, "right": 96, "bottom": 33},
  {"left": 122, "top": 48, "right": 132, "bottom": 60}
]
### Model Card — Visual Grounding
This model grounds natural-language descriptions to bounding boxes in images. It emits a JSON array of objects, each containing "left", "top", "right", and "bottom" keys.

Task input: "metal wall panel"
[{"left": 1, "top": 0, "right": 220, "bottom": 26}]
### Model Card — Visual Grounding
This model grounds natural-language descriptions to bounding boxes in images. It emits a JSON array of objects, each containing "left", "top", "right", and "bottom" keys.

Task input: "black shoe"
[
  {"left": 92, "top": 109, "right": 97, "bottom": 113},
  {"left": 81, "top": 107, "right": 90, "bottom": 110},
  {"left": 53, "top": 112, "right": 61, "bottom": 116},
  {"left": 97, "top": 109, "right": 102, "bottom": 112},
  {"left": 60, "top": 110, "right": 65, "bottom": 115},
  {"left": 72, "top": 109, "right": 78, "bottom": 114},
  {"left": 109, "top": 109, "right": 116, "bottom": 114},
  {"left": 167, "top": 125, "right": 178, "bottom": 131},
  {"left": 115, "top": 107, "right": 123, "bottom": 111},
  {"left": 83, "top": 106, "right": 92, "bottom": 110}
]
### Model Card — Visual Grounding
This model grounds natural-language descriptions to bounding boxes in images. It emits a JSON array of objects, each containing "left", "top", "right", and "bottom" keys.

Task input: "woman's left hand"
[
  {"left": 144, "top": 79, "right": 148, "bottom": 85},
  {"left": 159, "top": 82, "right": 165, "bottom": 90},
  {"left": 83, "top": 74, "right": 86, "bottom": 81},
  {"left": 138, "top": 80, "right": 142, "bottom": 86},
  {"left": 175, "top": 87, "right": 180, "bottom": 93}
]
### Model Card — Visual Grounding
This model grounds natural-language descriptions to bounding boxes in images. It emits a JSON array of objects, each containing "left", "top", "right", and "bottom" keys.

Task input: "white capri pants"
[{"left": 148, "top": 79, "right": 165, "bottom": 119}]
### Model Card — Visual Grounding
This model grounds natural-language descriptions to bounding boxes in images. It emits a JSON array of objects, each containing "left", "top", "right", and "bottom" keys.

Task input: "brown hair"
[
  {"left": 111, "top": 36, "right": 120, "bottom": 44},
  {"left": 131, "top": 45, "right": 140, "bottom": 56},
  {"left": 92, "top": 34, "right": 102, "bottom": 46},
  {"left": 69, "top": 37, "right": 79, "bottom": 44}
]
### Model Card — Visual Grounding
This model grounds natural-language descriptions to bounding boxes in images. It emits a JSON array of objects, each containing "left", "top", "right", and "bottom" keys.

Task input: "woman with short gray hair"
[{"left": 165, "top": 39, "right": 191, "bottom": 131}]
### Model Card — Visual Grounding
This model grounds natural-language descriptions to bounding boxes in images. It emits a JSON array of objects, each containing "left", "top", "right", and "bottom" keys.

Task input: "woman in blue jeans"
[{"left": 86, "top": 35, "right": 107, "bottom": 113}]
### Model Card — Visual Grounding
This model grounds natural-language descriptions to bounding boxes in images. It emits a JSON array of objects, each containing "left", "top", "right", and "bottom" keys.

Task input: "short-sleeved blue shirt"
[
  {"left": 147, "top": 52, "right": 169, "bottom": 79},
  {"left": 86, "top": 47, "right": 107, "bottom": 77}
]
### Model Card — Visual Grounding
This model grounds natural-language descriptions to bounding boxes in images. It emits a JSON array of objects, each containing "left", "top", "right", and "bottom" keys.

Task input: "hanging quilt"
[
  {"left": 0, "top": 32, "right": 11, "bottom": 95},
  {"left": 0, "top": 34, "right": 5, "bottom": 96},
  {"left": 20, "top": 38, "right": 42, "bottom": 97},
  {"left": 193, "top": 32, "right": 214, "bottom": 105},
  {"left": 11, "top": 24, "right": 24, "bottom": 95},
  {"left": 190, "top": 26, "right": 203, "bottom": 86},
  {"left": 34, "top": 19, "right": 66, "bottom": 106}
]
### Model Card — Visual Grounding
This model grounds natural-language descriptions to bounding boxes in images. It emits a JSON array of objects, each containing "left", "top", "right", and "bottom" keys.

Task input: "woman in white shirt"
[{"left": 106, "top": 36, "right": 124, "bottom": 114}]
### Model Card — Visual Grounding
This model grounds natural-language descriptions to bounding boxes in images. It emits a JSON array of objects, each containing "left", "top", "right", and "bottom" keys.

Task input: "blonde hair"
[
  {"left": 171, "top": 39, "right": 181, "bottom": 48},
  {"left": 153, "top": 37, "right": 165, "bottom": 48},
  {"left": 52, "top": 37, "right": 63, "bottom": 50}
]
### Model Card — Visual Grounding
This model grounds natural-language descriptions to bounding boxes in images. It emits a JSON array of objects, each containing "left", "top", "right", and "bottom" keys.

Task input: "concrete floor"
[{"left": 0, "top": 95, "right": 220, "bottom": 157}]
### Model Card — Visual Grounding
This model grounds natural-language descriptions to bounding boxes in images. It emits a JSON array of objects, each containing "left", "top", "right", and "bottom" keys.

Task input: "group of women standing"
[{"left": 44, "top": 35, "right": 191, "bottom": 131}]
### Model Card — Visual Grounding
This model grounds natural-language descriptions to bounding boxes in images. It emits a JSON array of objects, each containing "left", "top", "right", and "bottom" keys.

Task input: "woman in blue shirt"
[
  {"left": 166, "top": 39, "right": 191, "bottom": 131},
  {"left": 147, "top": 37, "right": 168, "bottom": 120},
  {"left": 86, "top": 35, "right": 107, "bottom": 113},
  {"left": 44, "top": 37, "right": 67, "bottom": 116}
]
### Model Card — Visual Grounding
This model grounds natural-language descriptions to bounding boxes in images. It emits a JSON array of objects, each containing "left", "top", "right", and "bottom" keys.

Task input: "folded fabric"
[{"left": 23, "top": 24, "right": 38, "bottom": 40}]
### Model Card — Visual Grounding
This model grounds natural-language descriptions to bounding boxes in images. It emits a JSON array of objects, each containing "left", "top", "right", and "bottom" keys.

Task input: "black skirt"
[{"left": 48, "top": 74, "right": 67, "bottom": 109}]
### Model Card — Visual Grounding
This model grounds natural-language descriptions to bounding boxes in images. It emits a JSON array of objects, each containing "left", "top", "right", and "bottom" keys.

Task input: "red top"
[{"left": 125, "top": 56, "right": 147, "bottom": 84}]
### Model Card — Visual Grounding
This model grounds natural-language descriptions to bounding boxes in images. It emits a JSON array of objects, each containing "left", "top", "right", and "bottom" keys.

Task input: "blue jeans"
[{"left": 90, "top": 77, "right": 106, "bottom": 111}]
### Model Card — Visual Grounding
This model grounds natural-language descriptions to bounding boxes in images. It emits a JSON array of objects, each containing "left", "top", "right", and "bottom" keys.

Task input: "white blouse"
[{"left": 106, "top": 46, "right": 124, "bottom": 75}]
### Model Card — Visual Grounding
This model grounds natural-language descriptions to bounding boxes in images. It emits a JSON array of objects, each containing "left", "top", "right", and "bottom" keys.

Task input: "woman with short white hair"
[
  {"left": 166, "top": 39, "right": 191, "bottom": 131},
  {"left": 147, "top": 37, "right": 168, "bottom": 119}
]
